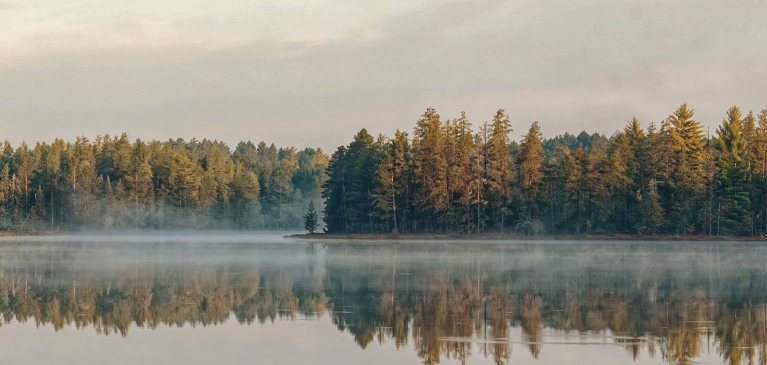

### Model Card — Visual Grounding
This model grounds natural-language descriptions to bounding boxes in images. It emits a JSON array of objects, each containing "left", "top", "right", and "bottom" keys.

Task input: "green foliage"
[
  {"left": 0, "top": 136, "right": 327, "bottom": 231},
  {"left": 517, "top": 121, "right": 545, "bottom": 215},
  {"left": 323, "top": 104, "right": 767, "bottom": 237},
  {"left": 303, "top": 200, "right": 319, "bottom": 234}
]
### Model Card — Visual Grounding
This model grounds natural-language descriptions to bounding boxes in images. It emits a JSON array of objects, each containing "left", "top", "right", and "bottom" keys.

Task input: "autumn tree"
[
  {"left": 666, "top": 103, "right": 705, "bottom": 234},
  {"left": 412, "top": 108, "right": 448, "bottom": 231},
  {"left": 485, "top": 109, "right": 513, "bottom": 231},
  {"left": 517, "top": 121, "right": 545, "bottom": 217}
]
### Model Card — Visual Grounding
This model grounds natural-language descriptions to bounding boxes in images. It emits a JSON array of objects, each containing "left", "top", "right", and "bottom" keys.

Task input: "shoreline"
[
  {"left": 0, "top": 231, "right": 62, "bottom": 236},
  {"left": 288, "top": 232, "right": 767, "bottom": 241},
  {"left": 0, "top": 230, "right": 763, "bottom": 242}
]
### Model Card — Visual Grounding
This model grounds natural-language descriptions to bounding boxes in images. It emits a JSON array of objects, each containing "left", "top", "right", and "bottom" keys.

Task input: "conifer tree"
[
  {"left": 597, "top": 135, "right": 631, "bottom": 230},
  {"left": 485, "top": 109, "right": 513, "bottom": 230},
  {"left": 715, "top": 105, "right": 752, "bottom": 235},
  {"left": 450, "top": 113, "right": 476, "bottom": 231},
  {"left": 303, "top": 200, "right": 319, "bottom": 234},
  {"left": 374, "top": 145, "right": 397, "bottom": 232},
  {"left": 322, "top": 146, "right": 349, "bottom": 233},
  {"left": 473, "top": 126, "right": 489, "bottom": 232},
  {"left": 373, "top": 130, "right": 412, "bottom": 233},
  {"left": 637, "top": 179, "right": 664, "bottom": 235},
  {"left": 517, "top": 121, "right": 545, "bottom": 217},
  {"left": 552, "top": 146, "right": 579, "bottom": 232},
  {"left": 666, "top": 103, "right": 705, "bottom": 233},
  {"left": 412, "top": 108, "right": 448, "bottom": 230},
  {"left": 622, "top": 118, "right": 645, "bottom": 231}
]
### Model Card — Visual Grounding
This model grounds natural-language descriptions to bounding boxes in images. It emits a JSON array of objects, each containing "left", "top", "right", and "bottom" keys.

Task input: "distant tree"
[
  {"left": 303, "top": 200, "right": 319, "bottom": 234},
  {"left": 715, "top": 106, "right": 752, "bottom": 235},
  {"left": 450, "top": 113, "right": 476, "bottom": 231},
  {"left": 637, "top": 179, "right": 664, "bottom": 235},
  {"left": 517, "top": 121, "right": 545, "bottom": 217},
  {"left": 374, "top": 130, "right": 411, "bottom": 234},
  {"left": 485, "top": 109, "right": 513, "bottom": 231},
  {"left": 666, "top": 103, "right": 705, "bottom": 234},
  {"left": 412, "top": 108, "right": 448, "bottom": 230}
]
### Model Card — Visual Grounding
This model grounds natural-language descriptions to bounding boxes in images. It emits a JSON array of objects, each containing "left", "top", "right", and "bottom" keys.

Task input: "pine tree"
[
  {"left": 450, "top": 113, "right": 476, "bottom": 231},
  {"left": 322, "top": 146, "right": 349, "bottom": 233},
  {"left": 756, "top": 110, "right": 767, "bottom": 179},
  {"left": 637, "top": 179, "right": 664, "bottom": 235},
  {"left": 231, "top": 169, "right": 261, "bottom": 229},
  {"left": 412, "top": 108, "right": 448, "bottom": 230},
  {"left": 128, "top": 139, "right": 153, "bottom": 229},
  {"left": 552, "top": 146, "right": 579, "bottom": 232},
  {"left": 597, "top": 135, "right": 630, "bottom": 230},
  {"left": 755, "top": 110, "right": 767, "bottom": 234},
  {"left": 666, "top": 103, "right": 705, "bottom": 233},
  {"left": 517, "top": 121, "right": 545, "bottom": 217},
  {"left": 375, "top": 140, "right": 398, "bottom": 233},
  {"left": 622, "top": 118, "right": 645, "bottom": 232},
  {"left": 303, "top": 200, "right": 319, "bottom": 234},
  {"left": 715, "top": 105, "right": 752, "bottom": 235},
  {"left": 485, "top": 109, "right": 513, "bottom": 230},
  {"left": 374, "top": 130, "right": 412, "bottom": 233}
]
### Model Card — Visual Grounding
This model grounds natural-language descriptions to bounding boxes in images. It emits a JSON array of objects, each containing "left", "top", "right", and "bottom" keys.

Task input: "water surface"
[{"left": 0, "top": 234, "right": 765, "bottom": 365}]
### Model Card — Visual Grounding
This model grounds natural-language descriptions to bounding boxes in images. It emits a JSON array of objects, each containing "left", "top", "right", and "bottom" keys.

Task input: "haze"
[{"left": 1, "top": 0, "right": 766, "bottom": 149}]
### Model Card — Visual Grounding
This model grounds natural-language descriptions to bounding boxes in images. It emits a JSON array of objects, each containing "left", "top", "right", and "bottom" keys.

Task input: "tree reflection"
[{"left": 1, "top": 242, "right": 767, "bottom": 365}]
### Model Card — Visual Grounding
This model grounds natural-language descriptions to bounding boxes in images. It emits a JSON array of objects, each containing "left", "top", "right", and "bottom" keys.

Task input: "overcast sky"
[{"left": 1, "top": 0, "right": 766, "bottom": 151}]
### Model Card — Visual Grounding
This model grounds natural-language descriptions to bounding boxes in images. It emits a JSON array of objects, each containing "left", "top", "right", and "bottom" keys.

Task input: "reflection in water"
[{"left": 1, "top": 239, "right": 767, "bottom": 364}]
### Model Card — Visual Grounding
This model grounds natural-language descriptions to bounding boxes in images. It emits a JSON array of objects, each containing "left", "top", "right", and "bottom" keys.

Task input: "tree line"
[
  {"left": 323, "top": 104, "right": 767, "bottom": 236},
  {"left": 0, "top": 134, "right": 328, "bottom": 231}
]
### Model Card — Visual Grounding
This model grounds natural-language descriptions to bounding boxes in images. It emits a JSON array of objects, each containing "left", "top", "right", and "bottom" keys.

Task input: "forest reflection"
[{"left": 1, "top": 241, "right": 767, "bottom": 365}]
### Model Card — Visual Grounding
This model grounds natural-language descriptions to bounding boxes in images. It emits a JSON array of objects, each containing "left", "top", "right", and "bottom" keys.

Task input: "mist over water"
[{"left": 0, "top": 235, "right": 765, "bottom": 364}]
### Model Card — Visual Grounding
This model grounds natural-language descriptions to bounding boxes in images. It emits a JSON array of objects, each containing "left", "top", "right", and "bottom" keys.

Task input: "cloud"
[
  {"left": 0, "top": 0, "right": 766, "bottom": 149},
  {"left": 0, "top": 1, "right": 19, "bottom": 10}
]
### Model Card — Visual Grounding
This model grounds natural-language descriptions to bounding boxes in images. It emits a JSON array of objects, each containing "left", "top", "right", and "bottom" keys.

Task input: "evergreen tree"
[
  {"left": 450, "top": 113, "right": 476, "bottom": 231},
  {"left": 412, "top": 108, "right": 448, "bottom": 230},
  {"left": 485, "top": 109, "right": 514, "bottom": 230},
  {"left": 322, "top": 146, "right": 350, "bottom": 233},
  {"left": 666, "top": 103, "right": 705, "bottom": 233},
  {"left": 715, "top": 105, "right": 752, "bottom": 235},
  {"left": 303, "top": 200, "right": 319, "bottom": 234},
  {"left": 636, "top": 179, "right": 664, "bottom": 235},
  {"left": 754, "top": 110, "right": 767, "bottom": 234},
  {"left": 622, "top": 118, "right": 645, "bottom": 232},
  {"left": 597, "top": 135, "right": 630, "bottom": 231},
  {"left": 374, "top": 130, "right": 411, "bottom": 233},
  {"left": 517, "top": 121, "right": 545, "bottom": 217}
]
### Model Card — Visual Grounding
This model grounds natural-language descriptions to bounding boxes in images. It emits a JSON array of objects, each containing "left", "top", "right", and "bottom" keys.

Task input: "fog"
[
  {"left": 0, "top": 231, "right": 302, "bottom": 244},
  {"left": 1, "top": 237, "right": 766, "bottom": 364}
]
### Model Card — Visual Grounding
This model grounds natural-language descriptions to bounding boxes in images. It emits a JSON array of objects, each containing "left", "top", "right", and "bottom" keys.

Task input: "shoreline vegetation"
[
  {"left": 320, "top": 104, "right": 767, "bottom": 238},
  {"left": 3, "top": 103, "right": 767, "bottom": 238},
  {"left": 0, "top": 136, "right": 327, "bottom": 232},
  {"left": 0, "top": 230, "right": 58, "bottom": 236},
  {"left": 289, "top": 232, "right": 767, "bottom": 242}
]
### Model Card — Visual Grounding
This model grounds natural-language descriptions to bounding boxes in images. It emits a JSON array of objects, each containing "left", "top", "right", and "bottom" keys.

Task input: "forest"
[
  {"left": 323, "top": 104, "right": 767, "bottom": 236},
  {"left": 0, "top": 135, "right": 328, "bottom": 230}
]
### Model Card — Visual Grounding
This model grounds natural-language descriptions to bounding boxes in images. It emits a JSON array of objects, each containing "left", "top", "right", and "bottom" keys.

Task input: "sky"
[{"left": 1, "top": 0, "right": 766, "bottom": 151}]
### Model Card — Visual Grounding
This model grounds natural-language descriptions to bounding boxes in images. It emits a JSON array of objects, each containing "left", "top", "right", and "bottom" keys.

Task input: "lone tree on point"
[{"left": 304, "top": 200, "right": 319, "bottom": 234}]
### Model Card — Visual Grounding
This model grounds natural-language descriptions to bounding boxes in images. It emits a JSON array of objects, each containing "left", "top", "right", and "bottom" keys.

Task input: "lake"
[{"left": 0, "top": 234, "right": 765, "bottom": 365}]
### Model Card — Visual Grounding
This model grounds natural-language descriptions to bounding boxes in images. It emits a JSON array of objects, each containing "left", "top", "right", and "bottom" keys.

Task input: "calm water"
[{"left": 0, "top": 234, "right": 765, "bottom": 365}]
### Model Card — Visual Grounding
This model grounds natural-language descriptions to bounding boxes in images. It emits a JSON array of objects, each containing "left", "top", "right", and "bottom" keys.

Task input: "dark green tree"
[{"left": 303, "top": 200, "right": 319, "bottom": 234}]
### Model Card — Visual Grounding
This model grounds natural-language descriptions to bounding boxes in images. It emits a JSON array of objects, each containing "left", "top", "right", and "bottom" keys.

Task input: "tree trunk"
[{"left": 392, "top": 192, "right": 398, "bottom": 234}]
